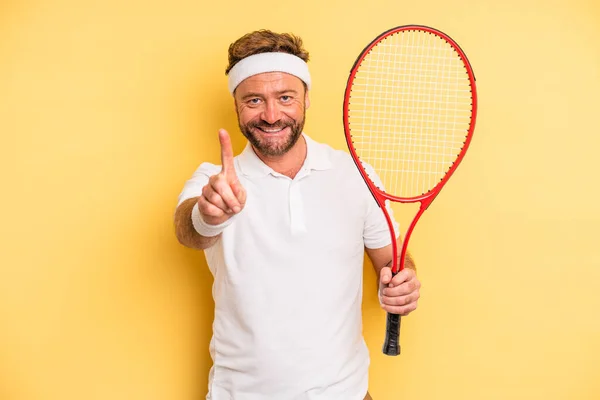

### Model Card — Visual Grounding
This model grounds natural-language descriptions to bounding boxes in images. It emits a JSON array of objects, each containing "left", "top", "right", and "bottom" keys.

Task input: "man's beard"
[{"left": 238, "top": 111, "right": 305, "bottom": 157}]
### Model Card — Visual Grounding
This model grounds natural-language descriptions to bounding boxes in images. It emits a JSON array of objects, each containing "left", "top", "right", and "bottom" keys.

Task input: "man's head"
[{"left": 226, "top": 30, "right": 311, "bottom": 157}]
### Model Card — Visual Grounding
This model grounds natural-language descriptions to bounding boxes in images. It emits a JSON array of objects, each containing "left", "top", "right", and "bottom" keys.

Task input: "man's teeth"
[{"left": 260, "top": 127, "right": 284, "bottom": 133}]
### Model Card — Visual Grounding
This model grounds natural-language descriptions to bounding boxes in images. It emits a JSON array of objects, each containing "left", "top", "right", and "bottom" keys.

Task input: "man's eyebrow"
[{"left": 240, "top": 89, "right": 299, "bottom": 101}]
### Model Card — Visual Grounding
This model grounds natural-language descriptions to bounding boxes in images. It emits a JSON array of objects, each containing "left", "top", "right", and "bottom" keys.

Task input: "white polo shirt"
[{"left": 178, "top": 134, "right": 399, "bottom": 400}]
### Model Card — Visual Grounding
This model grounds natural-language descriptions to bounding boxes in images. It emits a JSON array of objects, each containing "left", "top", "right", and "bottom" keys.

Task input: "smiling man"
[{"left": 174, "top": 30, "right": 421, "bottom": 400}]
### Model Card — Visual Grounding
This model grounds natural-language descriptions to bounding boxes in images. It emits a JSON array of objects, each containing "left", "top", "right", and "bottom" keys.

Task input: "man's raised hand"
[{"left": 197, "top": 129, "right": 247, "bottom": 226}]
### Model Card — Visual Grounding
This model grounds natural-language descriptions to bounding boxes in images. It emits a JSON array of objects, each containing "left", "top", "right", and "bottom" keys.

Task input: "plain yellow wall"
[{"left": 1, "top": 0, "right": 599, "bottom": 399}]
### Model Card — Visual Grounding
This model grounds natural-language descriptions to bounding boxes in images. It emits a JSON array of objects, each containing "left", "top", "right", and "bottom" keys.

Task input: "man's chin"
[
  {"left": 249, "top": 134, "right": 289, "bottom": 155},
  {"left": 255, "top": 143, "right": 288, "bottom": 157}
]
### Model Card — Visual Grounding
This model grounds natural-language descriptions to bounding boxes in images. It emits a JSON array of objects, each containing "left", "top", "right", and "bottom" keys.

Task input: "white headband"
[{"left": 227, "top": 52, "right": 311, "bottom": 94}]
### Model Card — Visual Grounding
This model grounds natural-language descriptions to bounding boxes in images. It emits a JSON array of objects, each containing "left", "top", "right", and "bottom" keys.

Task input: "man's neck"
[{"left": 253, "top": 136, "right": 307, "bottom": 179}]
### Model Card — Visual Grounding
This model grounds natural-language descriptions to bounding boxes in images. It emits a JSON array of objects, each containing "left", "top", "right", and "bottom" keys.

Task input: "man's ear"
[{"left": 304, "top": 90, "right": 310, "bottom": 109}]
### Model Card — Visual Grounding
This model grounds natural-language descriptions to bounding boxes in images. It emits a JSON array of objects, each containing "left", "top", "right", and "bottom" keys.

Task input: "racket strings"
[{"left": 348, "top": 30, "right": 473, "bottom": 198}]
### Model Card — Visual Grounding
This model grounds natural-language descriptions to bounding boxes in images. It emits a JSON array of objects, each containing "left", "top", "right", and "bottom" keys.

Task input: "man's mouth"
[{"left": 255, "top": 126, "right": 288, "bottom": 134}]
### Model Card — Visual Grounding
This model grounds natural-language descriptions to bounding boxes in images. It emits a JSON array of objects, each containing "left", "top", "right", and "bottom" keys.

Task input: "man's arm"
[
  {"left": 365, "top": 238, "right": 420, "bottom": 316},
  {"left": 174, "top": 197, "right": 220, "bottom": 250}
]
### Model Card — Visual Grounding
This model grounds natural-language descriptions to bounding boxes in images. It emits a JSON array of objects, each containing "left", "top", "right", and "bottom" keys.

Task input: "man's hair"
[{"left": 225, "top": 30, "right": 309, "bottom": 75}]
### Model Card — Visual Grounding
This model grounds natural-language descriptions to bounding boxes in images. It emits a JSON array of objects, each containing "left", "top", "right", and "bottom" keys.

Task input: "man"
[{"left": 174, "top": 30, "right": 421, "bottom": 400}]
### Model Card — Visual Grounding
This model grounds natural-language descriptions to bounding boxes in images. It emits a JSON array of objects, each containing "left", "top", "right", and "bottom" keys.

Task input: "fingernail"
[{"left": 233, "top": 206, "right": 241, "bottom": 213}]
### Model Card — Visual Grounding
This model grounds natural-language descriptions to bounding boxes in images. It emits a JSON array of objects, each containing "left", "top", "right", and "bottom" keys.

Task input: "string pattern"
[{"left": 348, "top": 30, "right": 473, "bottom": 198}]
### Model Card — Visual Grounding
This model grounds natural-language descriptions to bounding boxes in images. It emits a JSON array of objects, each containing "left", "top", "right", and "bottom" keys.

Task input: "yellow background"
[{"left": 1, "top": 0, "right": 599, "bottom": 399}]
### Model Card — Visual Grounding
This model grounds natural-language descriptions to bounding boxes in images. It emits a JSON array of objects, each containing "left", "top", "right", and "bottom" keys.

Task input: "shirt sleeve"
[
  {"left": 177, "top": 162, "right": 221, "bottom": 206},
  {"left": 362, "top": 163, "right": 401, "bottom": 250}
]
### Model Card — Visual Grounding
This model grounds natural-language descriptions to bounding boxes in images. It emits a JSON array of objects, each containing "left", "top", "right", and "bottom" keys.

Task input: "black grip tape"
[{"left": 382, "top": 312, "right": 401, "bottom": 356}]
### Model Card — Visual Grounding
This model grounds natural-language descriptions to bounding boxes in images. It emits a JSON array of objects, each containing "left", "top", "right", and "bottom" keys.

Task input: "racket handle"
[{"left": 382, "top": 312, "right": 401, "bottom": 356}]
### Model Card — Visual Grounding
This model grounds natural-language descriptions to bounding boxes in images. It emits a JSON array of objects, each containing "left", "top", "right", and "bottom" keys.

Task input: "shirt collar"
[{"left": 237, "top": 133, "right": 333, "bottom": 178}]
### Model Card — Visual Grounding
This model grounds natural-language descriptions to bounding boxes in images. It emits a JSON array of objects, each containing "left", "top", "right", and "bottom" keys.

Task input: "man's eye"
[
  {"left": 281, "top": 95, "right": 291, "bottom": 102},
  {"left": 249, "top": 98, "right": 262, "bottom": 105}
]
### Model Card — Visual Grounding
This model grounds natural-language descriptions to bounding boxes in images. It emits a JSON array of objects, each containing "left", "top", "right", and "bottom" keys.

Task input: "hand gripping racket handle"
[{"left": 383, "top": 312, "right": 401, "bottom": 355}]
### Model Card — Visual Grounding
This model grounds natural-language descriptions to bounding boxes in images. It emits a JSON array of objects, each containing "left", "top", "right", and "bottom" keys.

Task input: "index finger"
[
  {"left": 218, "top": 129, "right": 236, "bottom": 175},
  {"left": 384, "top": 272, "right": 420, "bottom": 296},
  {"left": 389, "top": 268, "right": 416, "bottom": 287}
]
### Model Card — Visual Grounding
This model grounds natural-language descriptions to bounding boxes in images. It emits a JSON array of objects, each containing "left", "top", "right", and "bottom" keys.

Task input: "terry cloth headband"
[{"left": 227, "top": 52, "right": 311, "bottom": 94}]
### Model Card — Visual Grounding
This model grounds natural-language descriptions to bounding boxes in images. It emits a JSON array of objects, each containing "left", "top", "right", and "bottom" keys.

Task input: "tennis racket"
[{"left": 343, "top": 25, "right": 477, "bottom": 356}]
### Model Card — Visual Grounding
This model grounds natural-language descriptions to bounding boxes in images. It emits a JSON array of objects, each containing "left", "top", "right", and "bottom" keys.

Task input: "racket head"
[{"left": 344, "top": 25, "right": 477, "bottom": 204}]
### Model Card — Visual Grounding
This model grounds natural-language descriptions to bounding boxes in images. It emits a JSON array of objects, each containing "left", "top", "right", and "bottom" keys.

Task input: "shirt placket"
[{"left": 288, "top": 169, "right": 310, "bottom": 235}]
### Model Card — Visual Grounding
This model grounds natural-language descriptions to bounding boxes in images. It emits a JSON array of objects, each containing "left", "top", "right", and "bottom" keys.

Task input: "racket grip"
[{"left": 382, "top": 312, "right": 401, "bottom": 356}]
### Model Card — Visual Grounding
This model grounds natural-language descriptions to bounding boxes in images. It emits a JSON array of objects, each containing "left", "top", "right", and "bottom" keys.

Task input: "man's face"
[{"left": 234, "top": 72, "right": 310, "bottom": 157}]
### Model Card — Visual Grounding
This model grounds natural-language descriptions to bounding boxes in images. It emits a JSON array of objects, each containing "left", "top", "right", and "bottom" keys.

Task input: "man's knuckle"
[
  {"left": 208, "top": 193, "right": 221, "bottom": 205},
  {"left": 212, "top": 179, "right": 225, "bottom": 191}
]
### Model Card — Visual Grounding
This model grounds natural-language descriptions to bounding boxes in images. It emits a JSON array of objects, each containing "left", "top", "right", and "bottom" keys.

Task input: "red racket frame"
[{"left": 343, "top": 25, "right": 478, "bottom": 354}]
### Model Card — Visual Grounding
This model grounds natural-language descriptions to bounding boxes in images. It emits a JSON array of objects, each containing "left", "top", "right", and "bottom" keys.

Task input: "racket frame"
[{"left": 342, "top": 24, "right": 478, "bottom": 355}]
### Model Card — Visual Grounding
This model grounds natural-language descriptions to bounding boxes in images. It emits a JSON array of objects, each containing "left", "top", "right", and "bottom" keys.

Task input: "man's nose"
[{"left": 261, "top": 100, "right": 281, "bottom": 124}]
